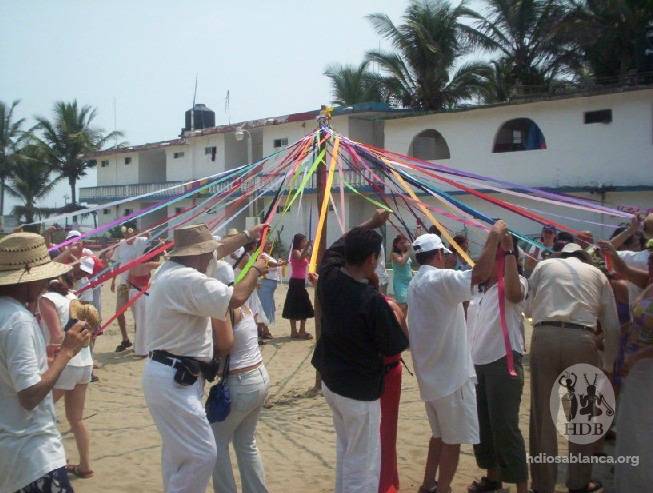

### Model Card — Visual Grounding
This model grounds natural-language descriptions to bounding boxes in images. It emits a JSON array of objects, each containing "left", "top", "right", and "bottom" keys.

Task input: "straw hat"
[
  {"left": 643, "top": 213, "right": 653, "bottom": 240},
  {"left": 225, "top": 228, "right": 239, "bottom": 238},
  {"left": 168, "top": 224, "right": 219, "bottom": 257},
  {"left": 0, "top": 232, "right": 71, "bottom": 286}
]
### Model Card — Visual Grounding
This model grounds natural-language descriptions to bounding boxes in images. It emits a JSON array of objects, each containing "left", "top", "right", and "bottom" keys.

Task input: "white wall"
[
  {"left": 97, "top": 153, "right": 139, "bottom": 186},
  {"left": 384, "top": 89, "right": 653, "bottom": 188}
]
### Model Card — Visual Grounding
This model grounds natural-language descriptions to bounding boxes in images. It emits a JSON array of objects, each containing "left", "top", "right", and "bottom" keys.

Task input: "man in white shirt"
[
  {"left": 527, "top": 243, "right": 620, "bottom": 493},
  {"left": 110, "top": 226, "right": 148, "bottom": 352},
  {"left": 142, "top": 223, "right": 268, "bottom": 493},
  {"left": 408, "top": 220, "right": 507, "bottom": 493},
  {"left": 0, "top": 232, "right": 90, "bottom": 493}
]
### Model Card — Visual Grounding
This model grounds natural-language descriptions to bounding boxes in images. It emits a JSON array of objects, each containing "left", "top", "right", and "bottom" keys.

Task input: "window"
[
  {"left": 205, "top": 146, "right": 217, "bottom": 161},
  {"left": 100, "top": 160, "right": 109, "bottom": 167},
  {"left": 175, "top": 207, "right": 183, "bottom": 214},
  {"left": 124, "top": 209, "right": 133, "bottom": 216},
  {"left": 173, "top": 152, "right": 185, "bottom": 159},
  {"left": 273, "top": 138, "right": 289, "bottom": 148},
  {"left": 584, "top": 109, "right": 612, "bottom": 124},
  {"left": 103, "top": 209, "right": 110, "bottom": 215},
  {"left": 493, "top": 118, "right": 546, "bottom": 153},
  {"left": 124, "top": 157, "right": 132, "bottom": 165},
  {"left": 409, "top": 129, "right": 450, "bottom": 160}
]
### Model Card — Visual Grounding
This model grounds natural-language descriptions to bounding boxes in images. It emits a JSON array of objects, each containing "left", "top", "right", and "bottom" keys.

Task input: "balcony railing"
[{"left": 79, "top": 168, "right": 377, "bottom": 203}]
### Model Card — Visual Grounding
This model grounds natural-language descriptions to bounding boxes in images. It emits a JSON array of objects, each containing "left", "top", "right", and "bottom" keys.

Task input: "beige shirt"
[
  {"left": 528, "top": 257, "right": 619, "bottom": 367},
  {"left": 145, "top": 261, "right": 233, "bottom": 361}
]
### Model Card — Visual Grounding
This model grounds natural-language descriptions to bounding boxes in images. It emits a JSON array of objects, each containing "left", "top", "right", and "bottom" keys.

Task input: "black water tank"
[{"left": 184, "top": 104, "right": 215, "bottom": 131}]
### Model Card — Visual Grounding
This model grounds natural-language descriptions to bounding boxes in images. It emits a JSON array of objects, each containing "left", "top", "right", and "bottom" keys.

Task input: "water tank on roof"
[{"left": 184, "top": 104, "right": 215, "bottom": 132}]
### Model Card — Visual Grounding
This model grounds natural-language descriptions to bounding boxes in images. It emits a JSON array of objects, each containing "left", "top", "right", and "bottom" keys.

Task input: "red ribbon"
[
  {"left": 96, "top": 288, "right": 147, "bottom": 336},
  {"left": 496, "top": 248, "right": 517, "bottom": 377}
]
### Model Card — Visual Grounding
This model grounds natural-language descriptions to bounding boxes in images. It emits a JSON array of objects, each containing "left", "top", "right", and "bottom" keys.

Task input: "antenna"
[
  {"left": 225, "top": 90, "right": 231, "bottom": 125},
  {"left": 113, "top": 97, "right": 118, "bottom": 148},
  {"left": 191, "top": 74, "right": 198, "bottom": 131}
]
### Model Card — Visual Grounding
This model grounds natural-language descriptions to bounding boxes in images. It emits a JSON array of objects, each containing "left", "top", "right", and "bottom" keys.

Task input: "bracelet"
[{"left": 252, "top": 266, "right": 263, "bottom": 277}]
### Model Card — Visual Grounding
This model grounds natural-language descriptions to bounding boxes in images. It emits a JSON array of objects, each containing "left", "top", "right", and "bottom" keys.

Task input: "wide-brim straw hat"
[
  {"left": 225, "top": 228, "right": 239, "bottom": 238},
  {"left": 0, "top": 232, "right": 71, "bottom": 286},
  {"left": 168, "top": 224, "right": 219, "bottom": 257}
]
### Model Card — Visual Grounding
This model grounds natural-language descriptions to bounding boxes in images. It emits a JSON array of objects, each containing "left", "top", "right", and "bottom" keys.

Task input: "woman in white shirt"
[
  {"left": 39, "top": 273, "right": 95, "bottom": 479},
  {"left": 211, "top": 305, "right": 270, "bottom": 493},
  {"left": 467, "top": 234, "right": 528, "bottom": 493}
]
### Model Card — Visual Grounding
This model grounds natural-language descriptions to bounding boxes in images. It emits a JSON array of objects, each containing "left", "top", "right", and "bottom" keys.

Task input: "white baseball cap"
[
  {"left": 560, "top": 243, "right": 583, "bottom": 254},
  {"left": 412, "top": 233, "right": 451, "bottom": 254},
  {"left": 80, "top": 256, "right": 95, "bottom": 274},
  {"left": 65, "top": 230, "right": 82, "bottom": 241}
]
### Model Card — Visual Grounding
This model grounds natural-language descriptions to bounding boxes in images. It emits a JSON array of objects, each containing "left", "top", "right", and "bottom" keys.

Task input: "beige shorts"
[
  {"left": 54, "top": 365, "right": 92, "bottom": 390},
  {"left": 116, "top": 283, "right": 130, "bottom": 311},
  {"left": 425, "top": 378, "right": 480, "bottom": 445}
]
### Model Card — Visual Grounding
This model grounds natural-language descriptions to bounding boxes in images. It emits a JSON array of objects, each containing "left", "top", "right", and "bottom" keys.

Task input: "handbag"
[{"left": 206, "top": 355, "right": 231, "bottom": 423}]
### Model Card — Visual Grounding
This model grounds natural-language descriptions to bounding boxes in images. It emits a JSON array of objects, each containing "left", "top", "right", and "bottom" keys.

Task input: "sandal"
[
  {"left": 114, "top": 340, "right": 132, "bottom": 352},
  {"left": 291, "top": 332, "right": 313, "bottom": 340},
  {"left": 418, "top": 484, "right": 438, "bottom": 493},
  {"left": 66, "top": 464, "right": 94, "bottom": 479},
  {"left": 468, "top": 477, "right": 502, "bottom": 492},
  {"left": 569, "top": 480, "right": 603, "bottom": 493}
]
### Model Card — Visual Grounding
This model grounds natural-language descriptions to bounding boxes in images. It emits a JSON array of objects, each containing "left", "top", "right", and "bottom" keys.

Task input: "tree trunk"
[
  {"left": 0, "top": 177, "right": 5, "bottom": 228},
  {"left": 70, "top": 176, "right": 78, "bottom": 224}
]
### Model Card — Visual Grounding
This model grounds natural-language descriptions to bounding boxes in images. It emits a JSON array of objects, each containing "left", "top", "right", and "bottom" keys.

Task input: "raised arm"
[
  {"left": 18, "top": 323, "right": 90, "bottom": 410},
  {"left": 610, "top": 215, "right": 639, "bottom": 250},
  {"left": 216, "top": 225, "right": 267, "bottom": 260},
  {"left": 471, "top": 220, "right": 507, "bottom": 286},
  {"left": 598, "top": 240, "right": 649, "bottom": 289},
  {"left": 501, "top": 234, "right": 525, "bottom": 303},
  {"left": 229, "top": 256, "right": 269, "bottom": 309}
]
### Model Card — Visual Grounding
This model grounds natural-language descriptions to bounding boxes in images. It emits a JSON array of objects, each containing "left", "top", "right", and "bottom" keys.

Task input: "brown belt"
[
  {"left": 534, "top": 321, "right": 597, "bottom": 334},
  {"left": 229, "top": 360, "right": 263, "bottom": 375}
]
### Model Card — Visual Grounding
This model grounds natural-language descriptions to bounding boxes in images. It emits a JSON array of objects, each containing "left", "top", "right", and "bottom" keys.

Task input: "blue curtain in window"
[{"left": 526, "top": 122, "right": 546, "bottom": 149}]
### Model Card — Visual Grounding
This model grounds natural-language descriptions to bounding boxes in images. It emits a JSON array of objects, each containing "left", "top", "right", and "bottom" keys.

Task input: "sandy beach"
[{"left": 56, "top": 283, "right": 614, "bottom": 493}]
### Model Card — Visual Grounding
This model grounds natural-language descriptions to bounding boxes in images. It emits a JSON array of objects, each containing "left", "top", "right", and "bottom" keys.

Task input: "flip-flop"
[
  {"left": 295, "top": 332, "right": 313, "bottom": 340},
  {"left": 66, "top": 464, "right": 94, "bottom": 479}
]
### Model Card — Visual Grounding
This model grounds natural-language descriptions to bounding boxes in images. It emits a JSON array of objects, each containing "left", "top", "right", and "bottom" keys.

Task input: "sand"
[{"left": 56, "top": 283, "right": 614, "bottom": 493}]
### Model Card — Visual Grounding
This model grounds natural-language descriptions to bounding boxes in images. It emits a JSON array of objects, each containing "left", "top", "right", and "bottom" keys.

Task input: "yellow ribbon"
[
  {"left": 385, "top": 161, "right": 475, "bottom": 267},
  {"left": 308, "top": 137, "right": 340, "bottom": 273}
]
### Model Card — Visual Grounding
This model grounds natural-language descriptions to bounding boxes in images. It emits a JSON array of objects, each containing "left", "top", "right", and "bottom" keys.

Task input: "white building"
[{"left": 82, "top": 87, "right": 653, "bottom": 254}]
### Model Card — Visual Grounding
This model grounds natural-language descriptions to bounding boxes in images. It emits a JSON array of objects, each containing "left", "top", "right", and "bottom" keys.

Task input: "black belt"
[
  {"left": 149, "top": 350, "right": 220, "bottom": 382},
  {"left": 149, "top": 350, "right": 185, "bottom": 368},
  {"left": 534, "top": 321, "right": 596, "bottom": 333}
]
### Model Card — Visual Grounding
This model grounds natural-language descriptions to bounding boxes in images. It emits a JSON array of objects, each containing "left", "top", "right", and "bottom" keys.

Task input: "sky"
[{"left": 1, "top": 0, "right": 484, "bottom": 215}]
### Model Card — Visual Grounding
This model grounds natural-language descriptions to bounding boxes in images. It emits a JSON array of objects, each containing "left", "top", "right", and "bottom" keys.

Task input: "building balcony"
[{"left": 79, "top": 168, "right": 377, "bottom": 204}]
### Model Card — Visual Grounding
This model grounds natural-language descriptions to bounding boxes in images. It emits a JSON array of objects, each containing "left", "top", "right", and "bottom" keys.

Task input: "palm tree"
[
  {"left": 7, "top": 144, "right": 58, "bottom": 224},
  {"left": 565, "top": 0, "right": 653, "bottom": 82},
  {"left": 365, "top": 0, "right": 485, "bottom": 110},
  {"left": 464, "top": 0, "right": 577, "bottom": 94},
  {"left": 0, "top": 100, "right": 26, "bottom": 219},
  {"left": 324, "top": 61, "right": 389, "bottom": 106},
  {"left": 33, "top": 100, "right": 123, "bottom": 208},
  {"left": 475, "top": 57, "right": 515, "bottom": 103}
]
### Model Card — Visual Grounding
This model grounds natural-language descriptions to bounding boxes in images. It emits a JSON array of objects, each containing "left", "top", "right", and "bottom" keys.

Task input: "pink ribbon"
[{"left": 496, "top": 248, "right": 517, "bottom": 377}]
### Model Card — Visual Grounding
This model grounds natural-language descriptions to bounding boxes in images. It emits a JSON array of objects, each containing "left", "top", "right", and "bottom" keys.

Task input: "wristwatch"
[
  {"left": 504, "top": 250, "right": 516, "bottom": 256},
  {"left": 243, "top": 229, "right": 252, "bottom": 240}
]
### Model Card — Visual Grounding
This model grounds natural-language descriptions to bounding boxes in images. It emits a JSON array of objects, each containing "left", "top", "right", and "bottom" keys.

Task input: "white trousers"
[
  {"left": 130, "top": 289, "right": 148, "bottom": 356},
  {"left": 143, "top": 359, "right": 217, "bottom": 493},
  {"left": 322, "top": 382, "right": 381, "bottom": 493}
]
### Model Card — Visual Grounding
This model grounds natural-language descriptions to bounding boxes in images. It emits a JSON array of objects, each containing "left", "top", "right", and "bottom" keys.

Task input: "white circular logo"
[{"left": 549, "top": 363, "right": 615, "bottom": 445}]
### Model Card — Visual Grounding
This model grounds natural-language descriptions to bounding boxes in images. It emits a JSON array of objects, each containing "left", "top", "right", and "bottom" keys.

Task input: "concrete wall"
[
  {"left": 97, "top": 154, "right": 139, "bottom": 186},
  {"left": 384, "top": 89, "right": 653, "bottom": 188},
  {"left": 138, "top": 149, "right": 167, "bottom": 184}
]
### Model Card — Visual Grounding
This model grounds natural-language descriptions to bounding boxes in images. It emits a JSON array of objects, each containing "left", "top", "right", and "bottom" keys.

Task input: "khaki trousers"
[{"left": 529, "top": 326, "right": 599, "bottom": 493}]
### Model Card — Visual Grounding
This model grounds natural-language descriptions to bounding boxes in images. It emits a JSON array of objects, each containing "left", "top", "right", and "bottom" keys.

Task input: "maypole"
[{"left": 312, "top": 105, "right": 333, "bottom": 392}]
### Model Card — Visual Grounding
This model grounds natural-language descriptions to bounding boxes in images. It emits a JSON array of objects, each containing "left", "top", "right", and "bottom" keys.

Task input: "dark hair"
[
  {"left": 345, "top": 228, "right": 382, "bottom": 266},
  {"left": 609, "top": 225, "right": 643, "bottom": 250},
  {"left": 244, "top": 241, "right": 257, "bottom": 254},
  {"left": 392, "top": 235, "right": 407, "bottom": 254},
  {"left": 428, "top": 225, "right": 440, "bottom": 235},
  {"left": 144, "top": 243, "right": 163, "bottom": 262},
  {"left": 292, "top": 233, "right": 306, "bottom": 250},
  {"left": 415, "top": 250, "right": 439, "bottom": 266},
  {"left": 553, "top": 231, "right": 575, "bottom": 251},
  {"left": 47, "top": 272, "right": 74, "bottom": 296}
]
